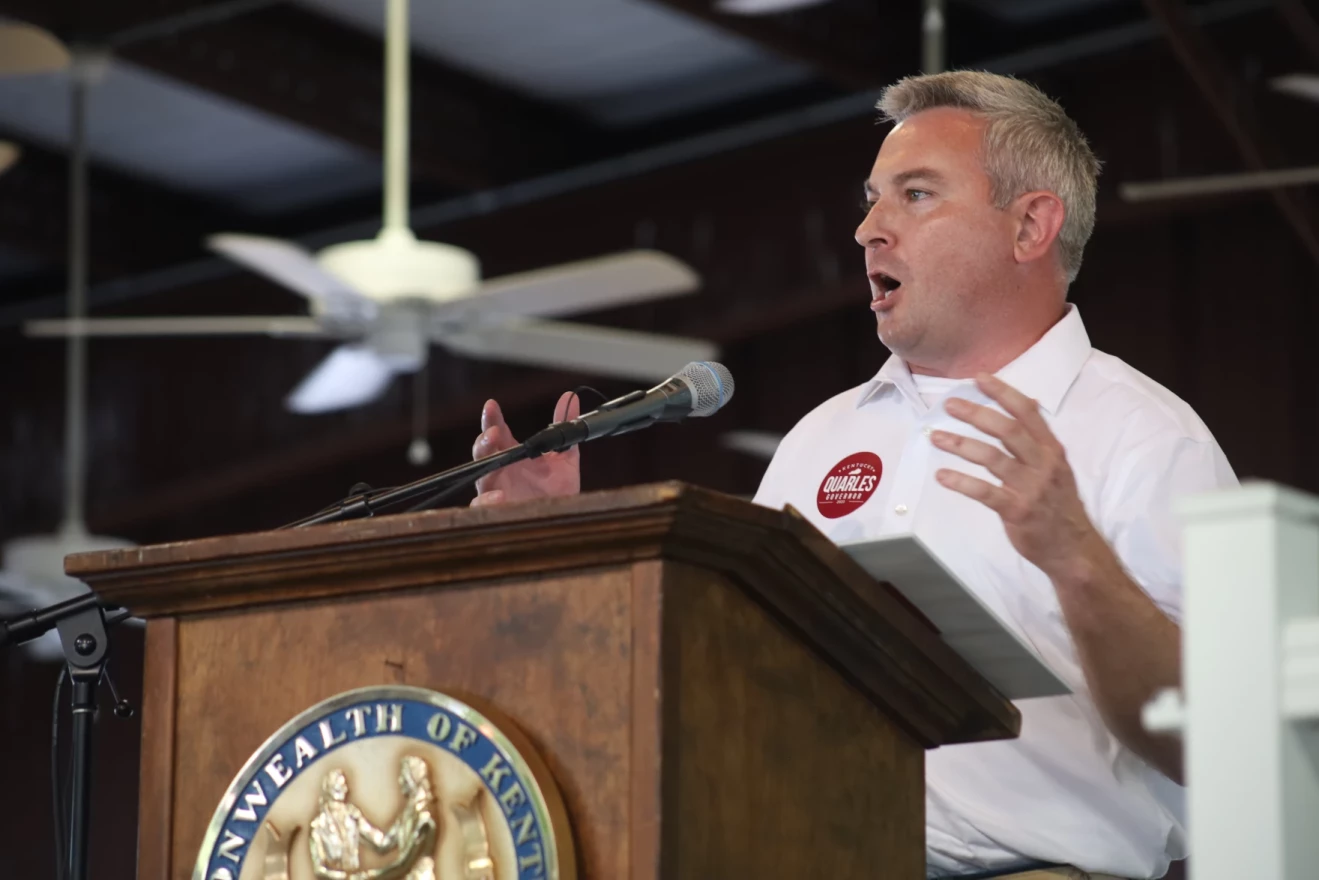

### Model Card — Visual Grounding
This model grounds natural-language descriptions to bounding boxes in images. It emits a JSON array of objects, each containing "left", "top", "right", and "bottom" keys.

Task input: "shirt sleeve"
[{"left": 1101, "top": 434, "right": 1238, "bottom": 622}]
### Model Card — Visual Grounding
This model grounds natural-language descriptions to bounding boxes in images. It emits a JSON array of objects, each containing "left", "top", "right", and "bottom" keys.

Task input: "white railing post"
[{"left": 1148, "top": 482, "right": 1319, "bottom": 880}]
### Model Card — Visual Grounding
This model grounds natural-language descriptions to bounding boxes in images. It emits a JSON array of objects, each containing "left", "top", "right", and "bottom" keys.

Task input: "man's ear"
[{"left": 1012, "top": 191, "right": 1066, "bottom": 268}]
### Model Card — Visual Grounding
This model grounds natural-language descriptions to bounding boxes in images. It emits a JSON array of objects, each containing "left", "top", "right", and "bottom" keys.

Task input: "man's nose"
[{"left": 855, "top": 204, "right": 894, "bottom": 249}]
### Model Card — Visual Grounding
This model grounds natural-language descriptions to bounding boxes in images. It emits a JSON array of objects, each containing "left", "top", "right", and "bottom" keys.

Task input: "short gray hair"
[{"left": 877, "top": 70, "right": 1101, "bottom": 283}]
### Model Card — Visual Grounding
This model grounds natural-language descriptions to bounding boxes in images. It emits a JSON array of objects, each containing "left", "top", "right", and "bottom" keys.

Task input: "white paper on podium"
[{"left": 842, "top": 533, "right": 1069, "bottom": 700}]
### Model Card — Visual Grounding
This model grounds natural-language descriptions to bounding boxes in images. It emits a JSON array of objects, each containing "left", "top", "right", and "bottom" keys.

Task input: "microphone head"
[{"left": 677, "top": 361, "right": 735, "bottom": 417}]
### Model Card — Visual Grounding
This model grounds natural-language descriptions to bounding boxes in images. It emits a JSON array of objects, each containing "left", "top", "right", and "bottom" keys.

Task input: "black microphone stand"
[
  {"left": 284, "top": 443, "right": 537, "bottom": 528},
  {"left": 1, "top": 592, "right": 133, "bottom": 880}
]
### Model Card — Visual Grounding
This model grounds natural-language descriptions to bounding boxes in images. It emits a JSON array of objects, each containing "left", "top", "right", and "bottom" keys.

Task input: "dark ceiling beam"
[
  {"left": 648, "top": 0, "right": 922, "bottom": 89},
  {"left": 120, "top": 5, "right": 605, "bottom": 189},
  {"left": 1142, "top": 0, "right": 1319, "bottom": 267},
  {"left": 0, "top": 0, "right": 278, "bottom": 44},
  {"left": 0, "top": 0, "right": 606, "bottom": 190},
  {"left": 0, "top": 133, "right": 250, "bottom": 279},
  {"left": 1274, "top": 0, "right": 1319, "bottom": 67}
]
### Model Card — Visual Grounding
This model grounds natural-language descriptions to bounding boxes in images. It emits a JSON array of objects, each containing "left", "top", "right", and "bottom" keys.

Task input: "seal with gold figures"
[{"left": 193, "top": 686, "right": 575, "bottom": 880}]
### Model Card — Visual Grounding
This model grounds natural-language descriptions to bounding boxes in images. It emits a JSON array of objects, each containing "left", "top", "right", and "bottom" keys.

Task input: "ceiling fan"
[
  {"left": 0, "top": 21, "right": 72, "bottom": 178},
  {"left": 1, "top": 50, "right": 134, "bottom": 661},
  {"left": 25, "top": 0, "right": 716, "bottom": 457},
  {"left": 1119, "top": 71, "right": 1319, "bottom": 203}
]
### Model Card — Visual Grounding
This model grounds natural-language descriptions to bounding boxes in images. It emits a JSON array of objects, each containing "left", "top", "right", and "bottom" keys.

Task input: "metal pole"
[
  {"left": 923, "top": 0, "right": 946, "bottom": 74},
  {"left": 66, "top": 676, "right": 97, "bottom": 880},
  {"left": 62, "top": 64, "right": 88, "bottom": 533},
  {"left": 383, "top": 0, "right": 410, "bottom": 235}
]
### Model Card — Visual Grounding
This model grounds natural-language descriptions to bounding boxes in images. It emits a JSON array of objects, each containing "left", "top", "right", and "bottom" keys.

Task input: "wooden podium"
[{"left": 69, "top": 483, "right": 1018, "bottom": 880}]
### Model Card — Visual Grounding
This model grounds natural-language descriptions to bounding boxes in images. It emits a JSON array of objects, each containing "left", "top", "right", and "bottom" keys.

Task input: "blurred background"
[{"left": 1, "top": 0, "right": 1317, "bottom": 876}]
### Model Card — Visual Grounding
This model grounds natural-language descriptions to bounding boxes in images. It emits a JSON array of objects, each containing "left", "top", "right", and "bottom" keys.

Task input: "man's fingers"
[
  {"left": 472, "top": 423, "right": 518, "bottom": 461},
  {"left": 935, "top": 468, "right": 1017, "bottom": 516},
  {"left": 944, "top": 397, "right": 1041, "bottom": 463},
  {"left": 931, "top": 430, "right": 1025, "bottom": 484},
  {"left": 474, "top": 399, "right": 513, "bottom": 461},
  {"left": 470, "top": 488, "right": 506, "bottom": 508},
  {"left": 553, "top": 390, "right": 582, "bottom": 423},
  {"left": 481, "top": 399, "right": 506, "bottom": 433},
  {"left": 975, "top": 374, "right": 1054, "bottom": 445}
]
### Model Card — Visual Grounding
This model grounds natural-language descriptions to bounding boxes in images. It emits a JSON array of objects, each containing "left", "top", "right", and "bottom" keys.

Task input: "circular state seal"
[{"left": 194, "top": 686, "right": 574, "bottom": 880}]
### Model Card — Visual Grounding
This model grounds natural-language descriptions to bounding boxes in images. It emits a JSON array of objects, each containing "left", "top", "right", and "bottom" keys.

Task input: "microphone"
[{"left": 524, "top": 361, "right": 735, "bottom": 455}]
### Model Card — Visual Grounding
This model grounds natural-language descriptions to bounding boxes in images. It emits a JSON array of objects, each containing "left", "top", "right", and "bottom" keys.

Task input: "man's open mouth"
[{"left": 872, "top": 272, "right": 902, "bottom": 299}]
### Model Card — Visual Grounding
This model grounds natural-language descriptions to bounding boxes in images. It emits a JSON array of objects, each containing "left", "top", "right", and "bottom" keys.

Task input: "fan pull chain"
[{"left": 407, "top": 363, "right": 431, "bottom": 466}]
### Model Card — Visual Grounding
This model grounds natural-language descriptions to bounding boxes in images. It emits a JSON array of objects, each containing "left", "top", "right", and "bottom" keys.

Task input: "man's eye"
[
  {"left": 860, "top": 199, "right": 876, "bottom": 213},
  {"left": 907, "top": 189, "right": 931, "bottom": 201}
]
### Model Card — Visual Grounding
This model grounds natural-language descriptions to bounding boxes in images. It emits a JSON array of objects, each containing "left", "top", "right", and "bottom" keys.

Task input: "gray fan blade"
[
  {"left": 286, "top": 344, "right": 401, "bottom": 413},
  {"left": 720, "top": 430, "right": 784, "bottom": 461},
  {"left": 472, "top": 250, "right": 700, "bottom": 318},
  {"left": 441, "top": 316, "right": 717, "bottom": 382},
  {"left": 1119, "top": 166, "right": 1319, "bottom": 202},
  {"left": 1272, "top": 73, "right": 1319, "bottom": 105},
  {"left": 25, "top": 316, "right": 331, "bottom": 337},
  {"left": 208, "top": 233, "right": 376, "bottom": 321}
]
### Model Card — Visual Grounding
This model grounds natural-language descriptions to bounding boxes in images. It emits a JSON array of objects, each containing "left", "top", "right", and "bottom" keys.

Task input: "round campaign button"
[{"left": 816, "top": 452, "right": 883, "bottom": 519}]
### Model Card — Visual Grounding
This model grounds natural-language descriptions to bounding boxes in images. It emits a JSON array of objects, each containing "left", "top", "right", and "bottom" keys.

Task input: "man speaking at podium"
[{"left": 468, "top": 71, "right": 1236, "bottom": 880}]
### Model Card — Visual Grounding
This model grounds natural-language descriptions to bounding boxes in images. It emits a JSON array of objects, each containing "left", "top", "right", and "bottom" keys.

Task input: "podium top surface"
[{"left": 69, "top": 482, "right": 1019, "bottom": 745}]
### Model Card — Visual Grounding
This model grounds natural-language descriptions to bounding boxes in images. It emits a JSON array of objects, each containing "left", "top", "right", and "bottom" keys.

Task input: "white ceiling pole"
[
  {"left": 383, "top": 0, "right": 411, "bottom": 237},
  {"left": 922, "top": 0, "right": 946, "bottom": 75},
  {"left": 63, "top": 61, "right": 91, "bottom": 535}
]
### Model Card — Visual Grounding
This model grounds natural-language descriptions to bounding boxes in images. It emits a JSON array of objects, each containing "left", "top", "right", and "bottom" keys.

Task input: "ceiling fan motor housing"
[
  {"left": 317, "top": 229, "right": 481, "bottom": 304},
  {"left": 365, "top": 301, "right": 430, "bottom": 371}
]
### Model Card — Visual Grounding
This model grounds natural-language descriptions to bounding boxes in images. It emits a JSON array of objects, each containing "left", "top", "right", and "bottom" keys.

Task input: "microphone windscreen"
[{"left": 678, "top": 361, "right": 735, "bottom": 417}]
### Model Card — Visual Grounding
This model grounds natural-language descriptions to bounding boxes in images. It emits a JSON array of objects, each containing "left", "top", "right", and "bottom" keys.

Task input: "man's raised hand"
[{"left": 470, "top": 392, "right": 582, "bottom": 507}]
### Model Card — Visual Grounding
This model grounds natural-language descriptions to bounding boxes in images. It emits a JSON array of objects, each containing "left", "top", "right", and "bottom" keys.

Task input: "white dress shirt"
[{"left": 752, "top": 306, "right": 1237, "bottom": 879}]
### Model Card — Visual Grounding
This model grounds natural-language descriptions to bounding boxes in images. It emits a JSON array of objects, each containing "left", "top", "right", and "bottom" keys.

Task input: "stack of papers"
[{"left": 842, "top": 533, "right": 1069, "bottom": 700}]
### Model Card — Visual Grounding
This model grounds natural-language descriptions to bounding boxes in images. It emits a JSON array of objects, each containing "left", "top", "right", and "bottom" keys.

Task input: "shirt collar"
[{"left": 855, "top": 304, "right": 1092, "bottom": 415}]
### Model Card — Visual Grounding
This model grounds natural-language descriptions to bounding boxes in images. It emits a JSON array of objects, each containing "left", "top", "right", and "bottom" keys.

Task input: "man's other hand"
[{"left": 470, "top": 392, "right": 582, "bottom": 507}]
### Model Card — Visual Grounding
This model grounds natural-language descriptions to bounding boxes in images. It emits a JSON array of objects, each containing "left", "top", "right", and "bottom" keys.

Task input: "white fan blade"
[
  {"left": 473, "top": 251, "right": 701, "bottom": 318},
  {"left": 25, "top": 316, "right": 329, "bottom": 337},
  {"left": 286, "top": 344, "right": 400, "bottom": 413},
  {"left": 1272, "top": 73, "right": 1319, "bottom": 105},
  {"left": 208, "top": 233, "right": 375, "bottom": 321},
  {"left": 1119, "top": 166, "right": 1319, "bottom": 202},
  {"left": 720, "top": 430, "right": 784, "bottom": 461},
  {"left": 0, "top": 141, "right": 18, "bottom": 176},
  {"left": 0, "top": 23, "right": 71, "bottom": 76},
  {"left": 441, "top": 316, "right": 717, "bottom": 382}
]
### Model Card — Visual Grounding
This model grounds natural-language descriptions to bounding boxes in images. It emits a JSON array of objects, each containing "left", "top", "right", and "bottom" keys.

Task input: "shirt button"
[
  {"left": 894, "top": 504, "right": 909, "bottom": 516},
  {"left": 923, "top": 426, "right": 934, "bottom": 437}
]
